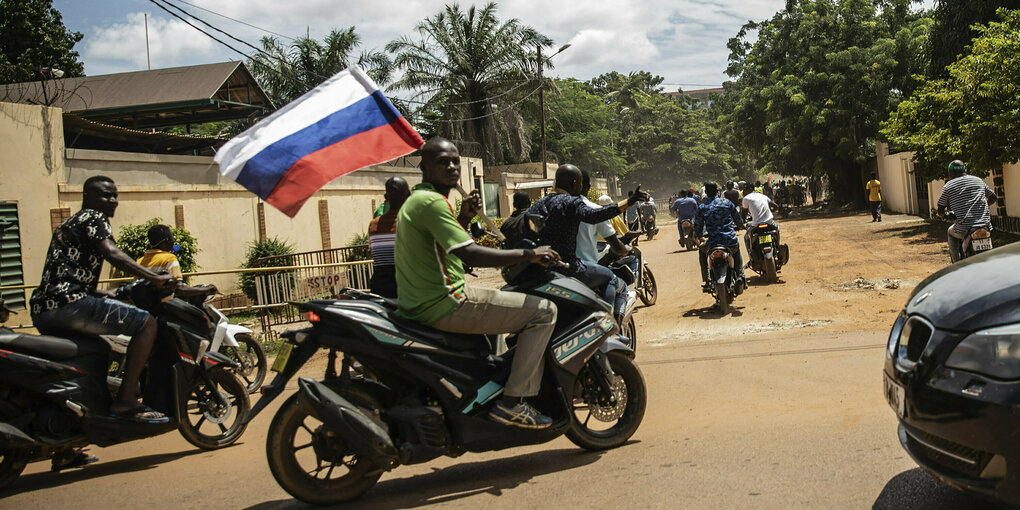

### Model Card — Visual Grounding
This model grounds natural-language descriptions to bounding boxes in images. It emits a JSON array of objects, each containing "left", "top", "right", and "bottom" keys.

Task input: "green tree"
[
  {"left": 926, "top": 0, "right": 1020, "bottom": 79},
  {"left": 0, "top": 0, "right": 83, "bottom": 87},
  {"left": 248, "top": 27, "right": 392, "bottom": 107},
  {"left": 724, "top": 0, "right": 929, "bottom": 202},
  {"left": 586, "top": 71, "right": 665, "bottom": 109},
  {"left": 386, "top": 2, "right": 552, "bottom": 163},
  {"left": 883, "top": 9, "right": 1020, "bottom": 180},
  {"left": 116, "top": 218, "right": 200, "bottom": 278},
  {"left": 534, "top": 78, "right": 626, "bottom": 176}
]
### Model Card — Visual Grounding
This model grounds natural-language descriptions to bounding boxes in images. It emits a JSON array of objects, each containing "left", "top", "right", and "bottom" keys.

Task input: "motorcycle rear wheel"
[
  {"left": 765, "top": 257, "right": 778, "bottom": 283},
  {"left": 266, "top": 387, "right": 384, "bottom": 506},
  {"left": 178, "top": 369, "right": 250, "bottom": 450},
  {"left": 716, "top": 282, "right": 730, "bottom": 314},
  {"left": 221, "top": 334, "right": 267, "bottom": 393},
  {"left": 567, "top": 351, "right": 646, "bottom": 451},
  {"left": 638, "top": 266, "right": 657, "bottom": 306},
  {"left": 0, "top": 400, "right": 26, "bottom": 491}
]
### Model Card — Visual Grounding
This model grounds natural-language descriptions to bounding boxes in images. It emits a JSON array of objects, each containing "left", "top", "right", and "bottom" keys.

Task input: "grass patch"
[{"left": 227, "top": 311, "right": 257, "bottom": 325}]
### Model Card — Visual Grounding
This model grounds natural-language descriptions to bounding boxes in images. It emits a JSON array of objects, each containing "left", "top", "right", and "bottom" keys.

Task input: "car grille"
[
  {"left": 905, "top": 428, "right": 993, "bottom": 479},
  {"left": 903, "top": 317, "right": 934, "bottom": 362}
]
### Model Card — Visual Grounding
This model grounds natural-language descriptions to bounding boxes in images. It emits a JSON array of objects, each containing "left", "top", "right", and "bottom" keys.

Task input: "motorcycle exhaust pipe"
[{"left": 296, "top": 378, "right": 399, "bottom": 469}]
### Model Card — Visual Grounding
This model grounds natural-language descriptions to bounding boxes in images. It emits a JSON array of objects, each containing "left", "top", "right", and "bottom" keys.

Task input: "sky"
[{"left": 54, "top": 0, "right": 935, "bottom": 92}]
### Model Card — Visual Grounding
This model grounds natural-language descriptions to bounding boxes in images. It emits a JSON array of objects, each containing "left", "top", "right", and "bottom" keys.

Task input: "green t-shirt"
[
  {"left": 373, "top": 201, "right": 390, "bottom": 218},
  {"left": 394, "top": 182, "right": 473, "bottom": 324}
]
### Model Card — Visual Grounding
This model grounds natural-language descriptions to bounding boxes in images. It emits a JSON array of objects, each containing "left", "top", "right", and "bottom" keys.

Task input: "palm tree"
[
  {"left": 248, "top": 27, "right": 392, "bottom": 108},
  {"left": 386, "top": 2, "right": 552, "bottom": 162}
]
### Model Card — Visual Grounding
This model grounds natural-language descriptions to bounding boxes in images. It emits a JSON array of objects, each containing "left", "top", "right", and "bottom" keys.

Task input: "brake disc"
[{"left": 589, "top": 376, "right": 628, "bottom": 422}]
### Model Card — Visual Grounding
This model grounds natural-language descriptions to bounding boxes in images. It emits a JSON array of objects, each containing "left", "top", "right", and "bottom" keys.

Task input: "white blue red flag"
[{"left": 215, "top": 67, "right": 424, "bottom": 217}]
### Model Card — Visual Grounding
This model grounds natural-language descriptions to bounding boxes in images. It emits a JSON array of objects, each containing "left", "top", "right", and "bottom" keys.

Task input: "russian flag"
[{"left": 215, "top": 67, "right": 424, "bottom": 217}]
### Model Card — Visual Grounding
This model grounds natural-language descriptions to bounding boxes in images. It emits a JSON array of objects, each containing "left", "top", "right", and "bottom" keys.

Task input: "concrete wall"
[
  {"left": 874, "top": 142, "right": 920, "bottom": 215},
  {"left": 1003, "top": 162, "right": 1020, "bottom": 217},
  {"left": 2, "top": 102, "right": 484, "bottom": 312},
  {"left": 0, "top": 103, "right": 65, "bottom": 298}
]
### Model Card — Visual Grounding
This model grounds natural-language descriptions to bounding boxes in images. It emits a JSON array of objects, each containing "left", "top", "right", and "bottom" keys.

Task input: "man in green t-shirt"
[{"left": 395, "top": 137, "right": 561, "bottom": 429}]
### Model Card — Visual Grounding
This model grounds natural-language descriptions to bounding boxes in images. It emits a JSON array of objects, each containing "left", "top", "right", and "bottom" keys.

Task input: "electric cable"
[{"left": 164, "top": 0, "right": 295, "bottom": 40}]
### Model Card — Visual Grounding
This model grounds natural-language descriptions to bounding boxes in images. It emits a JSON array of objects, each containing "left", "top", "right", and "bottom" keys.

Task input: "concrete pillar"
[
  {"left": 174, "top": 204, "right": 185, "bottom": 229},
  {"left": 318, "top": 199, "right": 331, "bottom": 250}
]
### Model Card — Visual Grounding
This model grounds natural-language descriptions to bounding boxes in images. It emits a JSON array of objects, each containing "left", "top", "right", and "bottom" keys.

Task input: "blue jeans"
[
  {"left": 33, "top": 296, "right": 150, "bottom": 338},
  {"left": 573, "top": 260, "right": 626, "bottom": 317}
]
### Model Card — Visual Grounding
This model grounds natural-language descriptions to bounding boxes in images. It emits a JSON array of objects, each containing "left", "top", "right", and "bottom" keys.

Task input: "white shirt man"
[{"left": 741, "top": 185, "right": 780, "bottom": 255}]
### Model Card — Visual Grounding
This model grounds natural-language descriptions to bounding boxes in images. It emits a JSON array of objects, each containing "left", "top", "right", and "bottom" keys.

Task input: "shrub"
[
  {"left": 472, "top": 216, "right": 505, "bottom": 249},
  {"left": 116, "top": 218, "right": 200, "bottom": 275},
  {"left": 238, "top": 237, "right": 295, "bottom": 301}
]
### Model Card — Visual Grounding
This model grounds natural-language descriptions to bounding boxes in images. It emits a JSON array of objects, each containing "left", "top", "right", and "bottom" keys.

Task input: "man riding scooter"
[
  {"left": 695, "top": 182, "right": 746, "bottom": 293},
  {"left": 740, "top": 181, "right": 781, "bottom": 257},
  {"left": 936, "top": 159, "right": 997, "bottom": 262},
  {"left": 670, "top": 189, "right": 699, "bottom": 248}
]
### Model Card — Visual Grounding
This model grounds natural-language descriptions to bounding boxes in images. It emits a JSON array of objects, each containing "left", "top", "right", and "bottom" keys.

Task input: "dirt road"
[{"left": 3, "top": 210, "right": 988, "bottom": 509}]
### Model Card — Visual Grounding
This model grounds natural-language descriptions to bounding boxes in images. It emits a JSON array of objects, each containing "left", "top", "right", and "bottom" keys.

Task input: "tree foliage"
[
  {"left": 723, "top": 0, "right": 929, "bottom": 202},
  {"left": 386, "top": 2, "right": 551, "bottom": 163},
  {"left": 0, "top": 0, "right": 83, "bottom": 85},
  {"left": 926, "top": 0, "right": 1020, "bottom": 79},
  {"left": 536, "top": 78, "right": 626, "bottom": 176},
  {"left": 249, "top": 27, "right": 392, "bottom": 107},
  {"left": 116, "top": 218, "right": 200, "bottom": 276},
  {"left": 883, "top": 8, "right": 1020, "bottom": 180}
]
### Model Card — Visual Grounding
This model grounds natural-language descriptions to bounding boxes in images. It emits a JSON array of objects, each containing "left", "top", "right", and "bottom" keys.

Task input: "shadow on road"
[
  {"left": 872, "top": 468, "right": 1007, "bottom": 509},
  {"left": 4, "top": 448, "right": 203, "bottom": 497},
  {"left": 244, "top": 447, "right": 608, "bottom": 510},
  {"left": 683, "top": 304, "right": 744, "bottom": 319},
  {"left": 874, "top": 224, "right": 946, "bottom": 246}
]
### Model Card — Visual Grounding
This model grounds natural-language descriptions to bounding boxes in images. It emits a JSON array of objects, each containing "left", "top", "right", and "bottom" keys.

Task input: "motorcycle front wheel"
[
  {"left": 221, "top": 334, "right": 267, "bottom": 393},
  {"left": 567, "top": 351, "right": 646, "bottom": 451},
  {"left": 178, "top": 369, "right": 250, "bottom": 450},
  {"left": 266, "top": 387, "right": 384, "bottom": 506},
  {"left": 638, "top": 265, "right": 657, "bottom": 306}
]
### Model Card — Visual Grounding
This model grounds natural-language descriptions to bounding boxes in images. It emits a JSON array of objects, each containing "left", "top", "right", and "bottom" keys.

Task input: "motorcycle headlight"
[
  {"left": 887, "top": 311, "right": 906, "bottom": 360},
  {"left": 945, "top": 323, "right": 1020, "bottom": 379}
]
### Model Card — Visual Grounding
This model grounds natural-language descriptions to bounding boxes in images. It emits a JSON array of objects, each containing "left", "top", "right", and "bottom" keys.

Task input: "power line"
[
  {"left": 158, "top": 0, "right": 266, "bottom": 56},
  {"left": 165, "top": 0, "right": 294, "bottom": 40}
]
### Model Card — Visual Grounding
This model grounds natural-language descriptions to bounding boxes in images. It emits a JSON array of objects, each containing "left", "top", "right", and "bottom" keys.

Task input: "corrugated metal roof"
[{"left": 1, "top": 61, "right": 268, "bottom": 111}]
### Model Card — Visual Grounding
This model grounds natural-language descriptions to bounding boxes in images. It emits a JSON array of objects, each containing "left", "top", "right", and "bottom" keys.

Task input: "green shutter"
[{"left": 0, "top": 202, "right": 25, "bottom": 310}]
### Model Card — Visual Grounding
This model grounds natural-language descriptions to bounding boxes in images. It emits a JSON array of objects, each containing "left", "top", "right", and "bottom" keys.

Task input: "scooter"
[
  {"left": 0, "top": 281, "right": 250, "bottom": 491},
  {"left": 704, "top": 245, "right": 744, "bottom": 314},
  {"left": 106, "top": 293, "right": 267, "bottom": 394},
  {"left": 746, "top": 223, "right": 789, "bottom": 283},
  {"left": 253, "top": 237, "right": 645, "bottom": 506},
  {"left": 961, "top": 226, "right": 993, "bottom": 259}
]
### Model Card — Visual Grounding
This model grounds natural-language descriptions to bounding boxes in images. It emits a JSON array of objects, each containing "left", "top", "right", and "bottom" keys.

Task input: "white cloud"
[{"left": 83, "top": 12, "right": 221, "bottom": 73}]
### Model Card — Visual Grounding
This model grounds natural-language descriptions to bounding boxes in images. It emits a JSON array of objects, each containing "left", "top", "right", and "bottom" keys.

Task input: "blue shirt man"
[
  {"left": 694, "top": 183, "right": 744, "bottom": 286},
  {"left": 670, "top": 194, "right": 698, "bottom": 221}
]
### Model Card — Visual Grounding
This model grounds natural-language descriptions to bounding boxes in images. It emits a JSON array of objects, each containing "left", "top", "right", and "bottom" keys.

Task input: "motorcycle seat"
[
  {"left": 0, "top": 328, "right": 98, "bottom": 360},
  {"left": 388, "top": 317, "right": 493, "bottom": 352}
]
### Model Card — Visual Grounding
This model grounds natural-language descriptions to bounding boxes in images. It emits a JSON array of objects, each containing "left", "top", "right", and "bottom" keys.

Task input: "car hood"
[{"left": 905, "top": 241, "right": 1020, "bottom": 332}]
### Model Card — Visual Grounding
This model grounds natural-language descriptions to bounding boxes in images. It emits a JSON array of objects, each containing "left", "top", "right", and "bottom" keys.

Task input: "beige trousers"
[{"left": 429, "top": 285, "right": 557, "bottom": 398}]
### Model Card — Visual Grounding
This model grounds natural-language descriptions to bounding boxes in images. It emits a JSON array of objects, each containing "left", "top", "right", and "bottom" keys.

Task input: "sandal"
[
  {"left": 51, "top": 449, "right": 98, "bottom": 472},
  {"left": 110, "top": 404, "right": 170, "bottom": 423}
]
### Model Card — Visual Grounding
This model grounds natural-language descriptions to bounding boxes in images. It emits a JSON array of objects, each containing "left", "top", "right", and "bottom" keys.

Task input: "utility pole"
[
  {"left": 145, "top": 13, "right": 151, "bottom": 70},
  {"left": 538, "top": 45, "right": 546, "bottom": 173}
]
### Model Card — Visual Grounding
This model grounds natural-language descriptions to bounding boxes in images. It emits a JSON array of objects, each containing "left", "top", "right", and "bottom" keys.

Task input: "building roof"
[{"left": 1, "top": 61, "right": 272, "bottom": 128}]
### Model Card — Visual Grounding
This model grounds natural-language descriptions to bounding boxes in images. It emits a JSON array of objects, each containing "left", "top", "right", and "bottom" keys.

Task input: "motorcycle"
[
  {"left": 961, "top": 226, "right": 993, "bottom": 259},
  {"left": 746, "top": 223, "right": 789, "bottom": 283},
  {"left": 704, "top": 245, "right": 744, "bottom": 314},
  {"left": 0, "top": 281, "right": 250, "bottom": 490},
  {"left": 252, "top": 238, "right": 646, "bottom": 505},
  {"left": 678, "top": 219, "right": 697, "bottom": 251},
  {"left": 641, "top": 216, "right": 658, "bottom": 241},
  {"left": 104, "top": 293, "right": 267, "bottom": 394}
]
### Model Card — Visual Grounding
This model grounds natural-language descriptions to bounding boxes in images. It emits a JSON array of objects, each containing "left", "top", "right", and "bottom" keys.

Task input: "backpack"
[{"left": 499, "top": 213, "right": 528, "bottom": 249}]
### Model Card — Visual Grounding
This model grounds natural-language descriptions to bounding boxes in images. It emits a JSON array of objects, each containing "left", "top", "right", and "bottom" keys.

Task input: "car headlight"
[
  {"left": 887, "top": 311, "right": 906, "bottom": 360},
  {"left": 945, "top": 323, "right": 1020, "bottom": 379}
]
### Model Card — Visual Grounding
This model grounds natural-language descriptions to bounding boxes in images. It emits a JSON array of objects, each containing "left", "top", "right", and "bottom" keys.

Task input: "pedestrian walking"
[{"left": 866, "top": 172, "right": 882, "bottom": 222}]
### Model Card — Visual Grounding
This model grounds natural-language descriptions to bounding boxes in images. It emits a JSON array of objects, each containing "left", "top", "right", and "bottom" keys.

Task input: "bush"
[
  {"left": 472, "top": 216, "right": 505, "bottom": 249},
  {"left": 238, "top": 237, "right": 295, "bottom": 301},
  {"left": 116, "top": 218, "right": 200, "bottom": 275}
]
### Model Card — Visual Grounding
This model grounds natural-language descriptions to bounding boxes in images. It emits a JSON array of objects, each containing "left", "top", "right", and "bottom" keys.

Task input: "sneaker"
[{"left": 489, "top": 400, "right": 552, "bottom": 429}]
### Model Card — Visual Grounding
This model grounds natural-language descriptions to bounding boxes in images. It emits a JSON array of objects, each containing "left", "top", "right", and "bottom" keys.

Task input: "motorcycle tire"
[
  {"left": 716, "top": 282, "right": 729, "bottom": 314},
  {"left": 638, "top": 266, "right": 657, "bottom": 306},
  {"left": 266, "top": 386, "right": 384, "bottom": 506},
  {"left": 566, "top": 351, "right": 646, "bottom": 451},
  {"left": 621, "top": 315, "right": 637, "bottom": 353},
  {"left": 178, "top": 369, "right": 251, "bottom": 450},
  {"left": 765, "top": 257, "right": 778, "bottom": 284},
  {"left": 0, "top": 400, "right": 26, "bottom": 491},
  {"left": 221, "top": 334, "right": 268, "bottom": 393}
]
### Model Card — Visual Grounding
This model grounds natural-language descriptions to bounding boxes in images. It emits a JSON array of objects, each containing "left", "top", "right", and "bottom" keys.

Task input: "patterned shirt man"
[
  {"left": 30, "top": 209, "right": 113, "bottom": 314},
  {"left": 526, "top": 191, "right": 623, "bottom": 275},
  {"left": 937, "top": 174, "right": 996, "bottom": 236},
  {"left": 695, "top": 197, "right": 742, "bottom": 248}
]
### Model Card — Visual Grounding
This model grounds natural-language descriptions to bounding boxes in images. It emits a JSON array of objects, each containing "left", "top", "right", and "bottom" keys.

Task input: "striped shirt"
[
  {"left": 368, "top": 209, "right": 398, "bottom": 267},
  {"left": 937, "top": 174, "right": 996, "bottom": 235}
]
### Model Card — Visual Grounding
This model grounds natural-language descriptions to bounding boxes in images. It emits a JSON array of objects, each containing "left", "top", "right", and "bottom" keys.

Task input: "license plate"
[
  {"left": 271, "top": 342, "right": 294, "bottom": 372},
  {"left": 972, "top": 237, "right": 992, "bottom": 251},
  {"left": 759, "top": 235, "right": 772, "bottom": 244},
  {"left": 884, "top": 373, "right": 906, "bottom": 419}
]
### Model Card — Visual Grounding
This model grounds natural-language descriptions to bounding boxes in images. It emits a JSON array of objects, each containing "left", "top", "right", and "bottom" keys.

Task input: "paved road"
[{"left": 2, "top": 211, "right": 998, "bottom": 509}]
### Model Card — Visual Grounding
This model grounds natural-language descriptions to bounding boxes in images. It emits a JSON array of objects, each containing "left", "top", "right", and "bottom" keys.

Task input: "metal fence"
[{"left": 252, "top": 246, "right": 374, "bottom": 337}]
